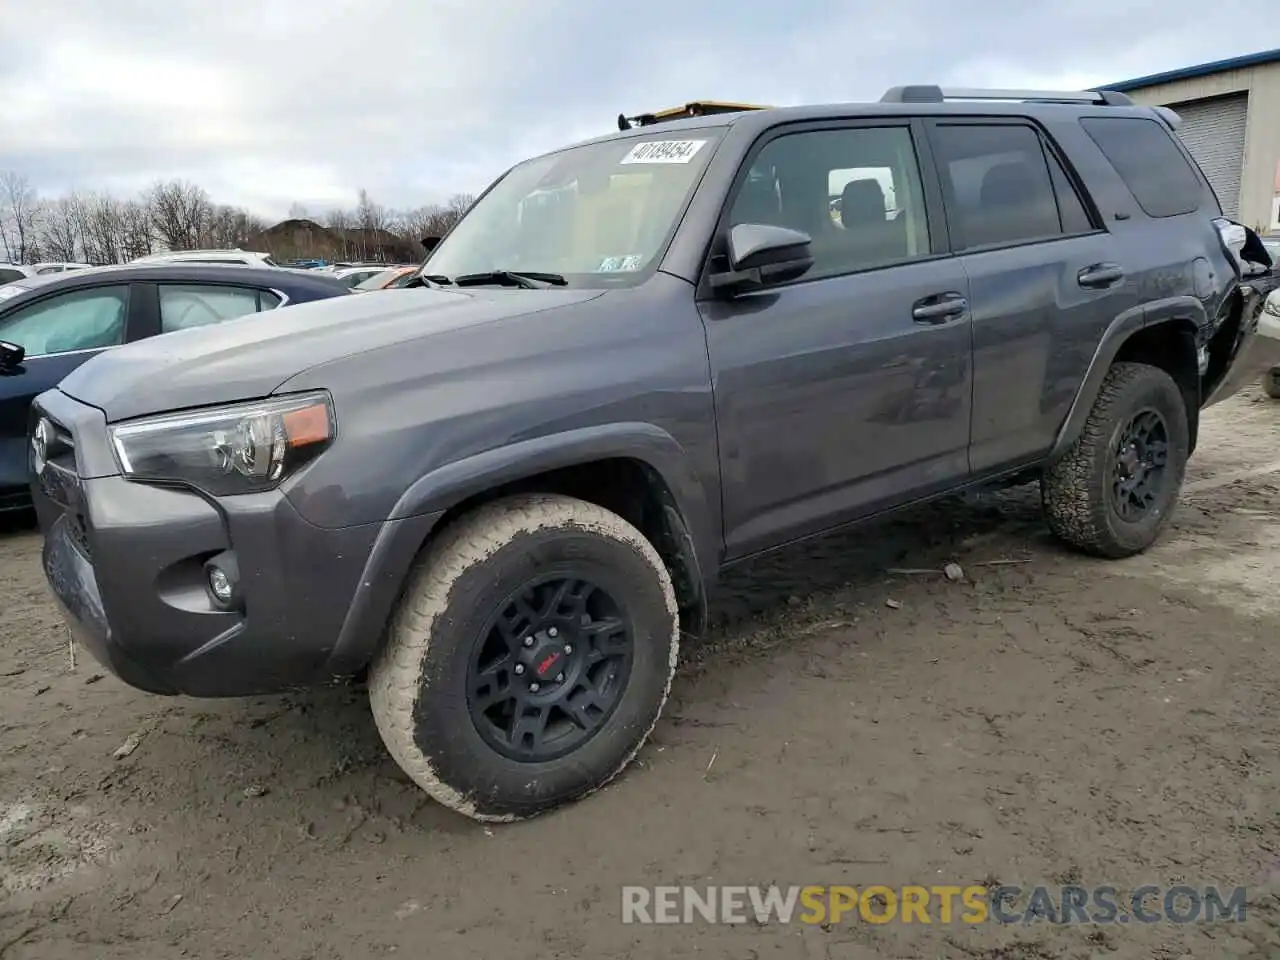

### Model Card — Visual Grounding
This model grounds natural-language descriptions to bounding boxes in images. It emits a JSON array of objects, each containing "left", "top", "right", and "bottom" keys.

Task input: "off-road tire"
[
  {"left": 368, "top": 493, "right": 679, "bottom": 823},
  {"left": 1041, "top": 362, "right": 1189, "bottom": 559},
  {"left": 1264, "top": 366, "right": 1280, "bottom": 400}
]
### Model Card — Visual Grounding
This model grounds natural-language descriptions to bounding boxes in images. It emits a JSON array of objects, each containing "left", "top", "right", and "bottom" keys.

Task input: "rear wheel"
[
  {"left": 1041, "top": 362, "right": 1189, "bottom": 558},
  {"left": 368, "top": 493, "right": 679, "bottom": 822}
]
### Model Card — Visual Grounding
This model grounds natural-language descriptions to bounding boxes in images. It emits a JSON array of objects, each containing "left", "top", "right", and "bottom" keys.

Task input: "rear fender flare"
[{"left": 1049, "top": 296, "right": 1205, "bottom": 460}]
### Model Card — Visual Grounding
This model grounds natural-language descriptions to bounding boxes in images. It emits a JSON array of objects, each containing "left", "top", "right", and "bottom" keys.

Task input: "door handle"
[
  {"left": 912, "top": 293, "right": 968, "bottom": 323},
  {"left": 1077, "top": 263, "right": 1125, "bottom": 288}
]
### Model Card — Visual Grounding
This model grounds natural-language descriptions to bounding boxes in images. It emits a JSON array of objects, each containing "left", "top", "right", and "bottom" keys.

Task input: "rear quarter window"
[{"left": 1079, "top": 116, "right": 1206, "bottom": 218}]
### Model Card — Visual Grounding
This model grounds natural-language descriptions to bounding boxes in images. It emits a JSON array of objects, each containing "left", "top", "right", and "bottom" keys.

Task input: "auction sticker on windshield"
[{"left": 621, "top": 140, "right": 707, "bottom": 165}]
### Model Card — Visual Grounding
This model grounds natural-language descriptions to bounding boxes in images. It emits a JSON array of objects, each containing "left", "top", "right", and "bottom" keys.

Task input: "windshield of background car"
[
  {"left": 422, "top": 128, "right": 726, "bottom": 287},
  {"left": 354, "top": 268, "right": 401, "bottom": 290}
]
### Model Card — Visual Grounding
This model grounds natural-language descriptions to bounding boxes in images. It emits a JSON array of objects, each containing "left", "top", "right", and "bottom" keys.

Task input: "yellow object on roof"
[{"left": 618, "top": 101, "right": 770, "bottom": 130}]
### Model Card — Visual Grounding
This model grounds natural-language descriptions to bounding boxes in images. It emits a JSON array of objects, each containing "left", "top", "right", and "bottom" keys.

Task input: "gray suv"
[{"left": 29, "top": 86, "right": 1280, "bottom": 822}]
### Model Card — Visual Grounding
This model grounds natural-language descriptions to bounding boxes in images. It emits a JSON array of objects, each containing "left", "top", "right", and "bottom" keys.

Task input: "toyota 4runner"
[{"left": 29, "top": 86, "right": 1279, "bottom": 822}]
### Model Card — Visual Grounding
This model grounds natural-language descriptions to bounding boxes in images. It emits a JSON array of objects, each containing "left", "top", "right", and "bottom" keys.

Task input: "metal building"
[{"left": 1107, "top": 48, "right": 1280, "bottom": 232}]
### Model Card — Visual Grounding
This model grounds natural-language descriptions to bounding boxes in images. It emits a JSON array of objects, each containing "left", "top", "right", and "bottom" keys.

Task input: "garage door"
[{"left": 1169, "top": 92, "right": 1248, "bottom": 219}]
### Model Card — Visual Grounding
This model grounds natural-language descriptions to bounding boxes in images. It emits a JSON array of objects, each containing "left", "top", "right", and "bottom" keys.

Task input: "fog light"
[
  {"left": 208, "top": 566, "right": 233, "bottom": 603},
  {"left": 203, "top": 551, "right": 241, "bottom": 610}
]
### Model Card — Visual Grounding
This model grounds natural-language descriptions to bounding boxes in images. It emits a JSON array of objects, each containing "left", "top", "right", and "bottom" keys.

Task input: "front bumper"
[
  {"left": 1204, "top": 285, "right": 1280, "bottom": 407},
  {"left": 30, "top": 389, "right": 439, "bottom": 697}
]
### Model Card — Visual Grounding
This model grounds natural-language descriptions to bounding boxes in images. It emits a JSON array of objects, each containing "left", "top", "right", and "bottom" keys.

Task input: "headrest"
[
  {"left": 840, "top": 179, "right": 886, "bottom": 225},
  {"left": 980, "top": 161, "right": 1036, "bottom": 207}
]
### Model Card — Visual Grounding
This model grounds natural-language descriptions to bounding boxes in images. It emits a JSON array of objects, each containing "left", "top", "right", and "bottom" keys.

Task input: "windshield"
[{"left": 423, "top": 128, "right": 725, "bottom": 286}]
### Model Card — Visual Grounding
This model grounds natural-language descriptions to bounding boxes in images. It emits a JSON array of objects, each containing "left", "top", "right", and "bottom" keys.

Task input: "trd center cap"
[{"left": 523, "top": 638, "right": 567, "bottom": 683}]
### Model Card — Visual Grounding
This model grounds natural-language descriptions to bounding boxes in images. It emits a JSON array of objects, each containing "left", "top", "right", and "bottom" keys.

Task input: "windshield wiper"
[{"left": 451, "top": 270, "right": 567, "bottom": 290}]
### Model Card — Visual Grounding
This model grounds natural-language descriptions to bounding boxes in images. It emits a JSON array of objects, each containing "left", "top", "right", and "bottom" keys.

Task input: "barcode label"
[{"left": 620, "top": 140, "right": 707, "bottom": 165}]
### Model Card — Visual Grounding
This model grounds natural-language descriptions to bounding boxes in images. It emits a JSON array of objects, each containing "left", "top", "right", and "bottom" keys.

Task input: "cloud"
[{"left": 1, "top": 0, "right": 1271, "bottom": 220}]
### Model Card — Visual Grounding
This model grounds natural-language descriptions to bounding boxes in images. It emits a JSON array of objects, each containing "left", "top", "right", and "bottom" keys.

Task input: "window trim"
[
  {"left": 923, "top": 117, "right": 1106, "bottom": 256},
  {"left": 154, "top": 280, "right": 290, "bottom": 335},
  {"left": 0, "top": 283, "right": 134, "bottom": 359},
  {"left": 695, "top": 117, "right": 952, "bottom": 299}
]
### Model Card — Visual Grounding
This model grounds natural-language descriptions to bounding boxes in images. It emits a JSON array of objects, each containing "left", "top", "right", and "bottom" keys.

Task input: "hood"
[{"left": 57, "top": 286, "right": 605, "bottom": 422}]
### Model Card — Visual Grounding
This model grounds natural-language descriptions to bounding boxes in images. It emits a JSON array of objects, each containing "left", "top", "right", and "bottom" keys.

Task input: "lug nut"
[
  {"left": 555, "top": 672, "right": 564, "bottom": 683},
  {"left": 548, "top": 627, "right": 558, "bottom": 638},
  {"left": 514, "top": 664, "right": 525, "bottom": 675},
  {"left": 523, "top": 636, "right": 534, "bottom": 647},
  {"left": 563, "top": 644, "right": 573, "bottom": 654},
  {"left": 529, "top": 682, "right": 541, "bottom": 693}
]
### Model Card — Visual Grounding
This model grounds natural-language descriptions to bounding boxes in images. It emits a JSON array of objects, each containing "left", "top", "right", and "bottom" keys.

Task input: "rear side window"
[
  {"left": 158, "top": 283, "right": 281, "bottom": 332},
  {"left": 1079, "top": 117, "right": 1204, "bottom": 218},
  {"left": 931, "top": 123, "right": 1072, "bottom": 250}
]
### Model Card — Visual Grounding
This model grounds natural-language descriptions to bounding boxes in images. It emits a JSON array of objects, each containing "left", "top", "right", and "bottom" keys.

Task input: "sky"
[{"left": 2, "top": 1, "right": 1278, "bottom": 221}]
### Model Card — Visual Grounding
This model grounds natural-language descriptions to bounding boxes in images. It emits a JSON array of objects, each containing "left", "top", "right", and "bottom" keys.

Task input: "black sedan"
[{"left": 0, "top": 263, "right": 350, "bottom": 511}]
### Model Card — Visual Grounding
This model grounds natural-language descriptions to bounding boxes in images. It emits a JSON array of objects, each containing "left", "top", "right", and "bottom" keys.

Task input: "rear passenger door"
[
  {"left": 926, "top": 120, "right": 1137, "bottom": 473},
  {"left": 152, "top": 282, "right": 284, "bottom": 333},
  {"left": 700, "top": 120, "right": 974, "bottom": 559}
]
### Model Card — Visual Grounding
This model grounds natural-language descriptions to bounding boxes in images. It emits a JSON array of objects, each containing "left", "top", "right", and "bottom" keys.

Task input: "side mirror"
[
  {"left": 421, "top": 236, "right": 442, "bottom": 253},
  {"left": 1265, "top": 289, "right": 1280, "bottom": 319},
  {"left": 709, "top": 223, "right": 814, "bottom": 296},
  {"left": 0, "top": 340, "right": 24, "bottom": 368}
]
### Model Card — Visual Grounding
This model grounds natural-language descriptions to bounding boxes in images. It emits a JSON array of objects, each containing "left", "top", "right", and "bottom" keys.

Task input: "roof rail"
[{"left": 880, "top": 85, "right": 1134, "bottom": 106}]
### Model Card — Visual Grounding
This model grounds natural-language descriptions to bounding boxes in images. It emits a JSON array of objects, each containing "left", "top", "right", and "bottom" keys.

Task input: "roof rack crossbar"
[{"left": 880, "top": 85, "right": 1134, "bottom": 106}]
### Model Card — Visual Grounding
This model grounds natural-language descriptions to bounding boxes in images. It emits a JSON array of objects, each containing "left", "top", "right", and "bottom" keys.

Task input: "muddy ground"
[{"left": 3, "top": 389, "right": 1280, "bottom": 959}]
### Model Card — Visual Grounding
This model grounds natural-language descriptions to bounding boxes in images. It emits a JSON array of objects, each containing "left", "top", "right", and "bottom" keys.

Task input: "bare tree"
[
  {"left": 84, "top": 193, "right": 129, "bottom": 264},
  {"left": 0, "top": 171, "right": 40, "bottom": 263},
  {"left": 0, "top": 170, "right": 481, "bottom": 266},
  {"left": 38, "top": 195, "right": 81, "bottom": 262},
  {"left": 119, "top": 200, "right": 155, "bottom": 261},
  {"left": 148, "top": 180, "right": 212, "bottom": 250}
]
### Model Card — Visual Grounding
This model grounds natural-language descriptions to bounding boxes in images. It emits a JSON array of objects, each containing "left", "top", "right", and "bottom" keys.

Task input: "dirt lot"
[{"left": 3, "top": 389, "right": 1280, "bottom": 959}]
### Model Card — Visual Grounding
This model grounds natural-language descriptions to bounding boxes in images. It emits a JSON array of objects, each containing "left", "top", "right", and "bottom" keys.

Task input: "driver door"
[{"left": 698, "top": 120, "right": 974, "bottom": 558}]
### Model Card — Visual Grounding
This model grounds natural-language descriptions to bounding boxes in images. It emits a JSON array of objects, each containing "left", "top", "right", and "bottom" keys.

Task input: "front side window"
[
  {"left": 424, "top": 129, "right": 725, "bottom": 286},
  {"left": 931, "top": 123, "right": 1066, "bottom": 250},
  {"left": 725, "top": 125, "right": 933, "bottom": 279},
  {"left": 0, "top": 285, "right": 128, "bottom": 356},
  {"left": 158, "top": 283, "right": 280, "bottom": 332}
]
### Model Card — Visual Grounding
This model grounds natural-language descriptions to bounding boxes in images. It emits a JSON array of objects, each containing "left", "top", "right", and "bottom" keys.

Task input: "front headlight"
[{"left": 109, "top": 392, "right": 335, "bottom": 496}]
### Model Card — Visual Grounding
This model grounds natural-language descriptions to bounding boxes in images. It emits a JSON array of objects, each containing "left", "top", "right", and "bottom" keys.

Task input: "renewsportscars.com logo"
[{"left": 621, "top": 884, "right": 1248, "bottom": 926}]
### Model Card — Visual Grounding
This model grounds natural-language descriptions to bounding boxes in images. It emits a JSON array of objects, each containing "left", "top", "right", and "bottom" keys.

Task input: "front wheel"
[
  {"left": 368, "top": 493, "right": 679, "bottom": 822},
  {"left": 1041, "top": 362, "right": 1190, "bottom": 559}
]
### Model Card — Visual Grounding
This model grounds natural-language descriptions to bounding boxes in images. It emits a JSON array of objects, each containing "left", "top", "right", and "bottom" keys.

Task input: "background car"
[
  {"left": 0, "top": 263, "right": 351, "bottom": 511},
  {"left": 330, "top": 264, "right": 400, "bottom": 288},
  {"left": 32, "top": 262, "right": 95, "bottom": 275},
  {"left": 352, "top": 265, "right": 419, "bottom": 291},
  {"left": 130, "top": 249, "right": 281, "bottom": 268},
  {"left": 0, "top": 264, "right": 34, "bottom": 283}
]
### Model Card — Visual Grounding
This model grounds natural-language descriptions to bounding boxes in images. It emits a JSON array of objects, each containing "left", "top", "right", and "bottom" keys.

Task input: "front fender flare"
[
  {"left": 324, "top": 423, "right": 719, "bottom": 678},
  {"left": 390, "top": 421, "right": 718, "bottom": 583}
]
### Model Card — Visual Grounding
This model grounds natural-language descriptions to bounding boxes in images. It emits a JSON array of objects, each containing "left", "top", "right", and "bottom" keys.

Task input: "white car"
[
  {"left": 330, "top": 265, "right": 397, "bottom": 288},
  {"left": 0, "top": 263, "right": 34, "bottom": 283},
  {"left": 130, "top": 249, "right": 282, "bottom": 268},
  {"left": 32, "top": 262, "right": 94, "bottom": 275}
]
